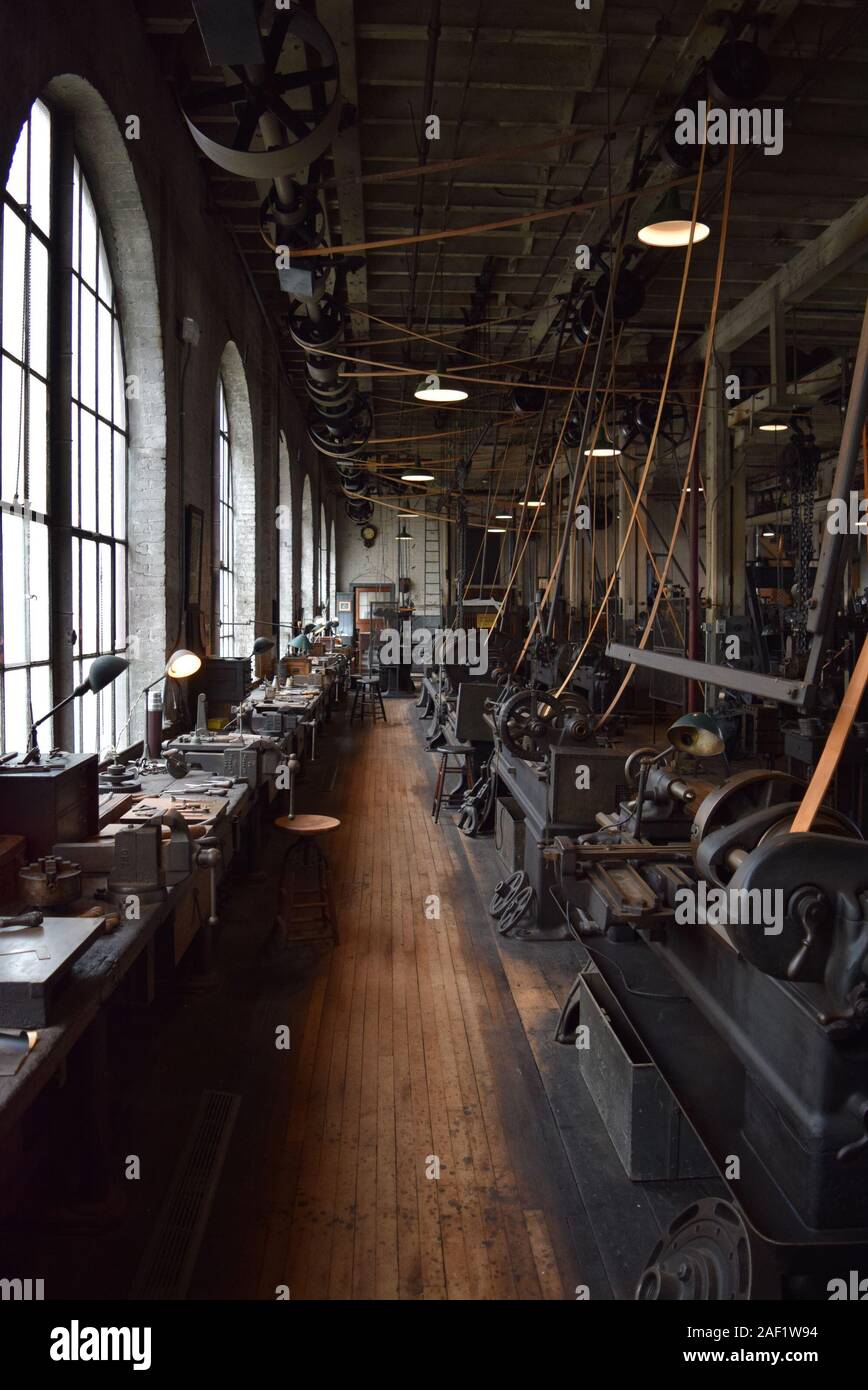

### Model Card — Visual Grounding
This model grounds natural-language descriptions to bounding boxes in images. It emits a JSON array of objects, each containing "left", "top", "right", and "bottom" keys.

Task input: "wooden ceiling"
[{"left": 136, "top": 0, "right": 868, "bottom": 492}]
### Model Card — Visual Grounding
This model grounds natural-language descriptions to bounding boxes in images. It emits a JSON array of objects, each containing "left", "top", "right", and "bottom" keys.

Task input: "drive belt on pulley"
[{"left": 496, "top": 688, "right": 594, "bottom": 760}]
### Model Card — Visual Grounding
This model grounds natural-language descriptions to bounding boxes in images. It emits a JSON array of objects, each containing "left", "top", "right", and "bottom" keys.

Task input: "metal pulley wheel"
[
  {"left": 691, "top": 769, "right": 859, "bottom": 889},
  {"left": 636, "top": 1199, "right": 776, "bottom": 1300},
  {"left": 557, "top": 692, "right": 595, "bottom": 743},
  {"left": 180, "top": 6, "right": 343, "bottom": 181},
  {"left": 498, "top": 884, "right": 535, "bottom": 936},
  {"left": 490, "top": 871, "right": 527, "bottom": 919},
  {"left": 496, "top": 689, "right": 573, "bottom": 761}
]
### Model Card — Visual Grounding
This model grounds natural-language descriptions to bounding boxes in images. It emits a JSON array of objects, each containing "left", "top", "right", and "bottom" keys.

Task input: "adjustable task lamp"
[
  {"left": 113, "top": 648, "right": 203, "bottom": 759},
  {"left": 667, "top": 712, "right": 726, "bottom": 759},
  {"left": 27, "top": 654, "right": 129, "bottom": 760}
]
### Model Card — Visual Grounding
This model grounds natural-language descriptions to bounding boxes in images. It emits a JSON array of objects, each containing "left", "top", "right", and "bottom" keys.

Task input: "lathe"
[{"left": 539, "top": 709, "right": 868, "bottom": 1299}]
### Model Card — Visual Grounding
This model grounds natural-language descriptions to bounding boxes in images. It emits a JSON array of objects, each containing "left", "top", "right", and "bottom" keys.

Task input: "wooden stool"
[
  {"left": 431, "top": 744, "right": 474, "bottom": 824},
  {"left": 272, "top": 814, "right": 340, "bottom": 945},
  {"left": 350, "top": 675, "right": 387, "bottom": 724}
]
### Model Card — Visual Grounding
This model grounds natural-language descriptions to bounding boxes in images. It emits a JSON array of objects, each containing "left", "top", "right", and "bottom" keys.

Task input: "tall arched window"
[
  {"left": 329, "top": 518, "right": 337, "bottom": 618},
  {"left": 319, "top": 502, "right": 327, "bottom": 616},
  {"left": 277, "top": 432, "right": 293, "bottom": 638},
  {"left": 2, "top": 97, "right": 131, "bottom": 755},
  {"left": 214, "top": 343, "right": 254, "bottom": 657},
  {"left": 1, "top": 100, "right": 52, "bottom": 754},
  {"left": 215, "top": 378, "right": 235, "bottom": 655},
  {"left": 300, "top": 474, "right": 314, "bottom": 623}
]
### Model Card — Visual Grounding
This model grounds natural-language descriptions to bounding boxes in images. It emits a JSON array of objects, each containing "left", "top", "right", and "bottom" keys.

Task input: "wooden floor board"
[{"left": 265, "top": 700, "right": 618, "bottom": 1299}]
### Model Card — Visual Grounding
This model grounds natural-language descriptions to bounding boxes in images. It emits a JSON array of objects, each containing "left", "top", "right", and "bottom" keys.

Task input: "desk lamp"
[{"left": 27, "top": 654, "right": 129, "bottom": 760}]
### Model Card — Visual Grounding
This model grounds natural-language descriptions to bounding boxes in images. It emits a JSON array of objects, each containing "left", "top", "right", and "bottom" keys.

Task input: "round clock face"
[{"left": 360, "top": 524, "right": 377, "bottom": 542}]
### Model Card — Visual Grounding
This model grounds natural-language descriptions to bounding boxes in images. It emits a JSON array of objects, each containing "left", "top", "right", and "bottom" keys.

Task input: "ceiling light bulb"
[
  {"left": 414, "top": 371, "right": 468, "bottom": 403},
  {"left": 400, "top": 470, "right": 435, "bottom": 482},
  {"left": 584, "top": 447, "right": 622, "bottom": 458},
  {"left": 494, "top": 513, "right": 512, "bottom": 520},
  {"left": 520, "top": 500, "right": 545, "bottom": 508},
  {"left": 486, "top": 527, "right": 506, "bottom": 534},
  {"left": 762, "top": 526, "right": 776, "bottom": 537},
  {"left": 759, "top": 422, "right": 788, "bottom": 432}
]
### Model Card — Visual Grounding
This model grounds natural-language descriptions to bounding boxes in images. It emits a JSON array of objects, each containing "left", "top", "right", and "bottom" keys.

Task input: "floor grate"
[{"left": 132, "top": 1089, "right": 241, "bottom": 1300}]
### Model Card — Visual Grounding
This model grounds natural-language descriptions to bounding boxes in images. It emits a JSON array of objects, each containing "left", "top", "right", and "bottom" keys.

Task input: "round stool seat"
[{"left": 275, "top": 814, "right": 341, "bottom": 836}]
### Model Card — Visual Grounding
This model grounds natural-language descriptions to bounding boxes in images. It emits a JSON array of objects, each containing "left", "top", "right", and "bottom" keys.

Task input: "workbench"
[{"left": 0, "top": 772, "right": 254, "bottom": 1201}]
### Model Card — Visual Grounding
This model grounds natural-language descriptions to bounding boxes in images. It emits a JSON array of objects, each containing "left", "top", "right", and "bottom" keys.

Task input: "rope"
[
  {"left": 592, "top": 143, "right": 736, "bottom": 727},
  {"left": 555, "top": 143, "right": 711, "bottom": 700},
  {"left": 285, "top": 173, "right": 699, "bottom": 258}
]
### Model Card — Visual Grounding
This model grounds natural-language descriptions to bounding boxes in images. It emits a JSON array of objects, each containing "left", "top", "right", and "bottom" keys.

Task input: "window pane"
[
  {"left": 28, "top": 373, "right": 47, "bottom": 513},
  {"left": 28, "top": 236, "right": 49, "bottom": 379},
  {"left": 98, "top": 232, "right": 112, "bottom": 306},
  {"left": 70, "top": 405, "right": 79, "bottom": 526},
  {"left": 80, "top": 178, "right": 97, "bottom": 291},
  {"left": 80, "top": 538, "right": 97, "bottom": 654},
  {"left": 97, "top": 300, "right": 112, "bottom": 417},
  {"left": 29, "top": 102, "right": 52, "bottom": 237},
  {"left": 29, "top": 520, "right": 50, "bottom": 662},
  {"left": 1, "top": 358, "right": 24, "bottom": 501},
  {"left": 98, "top": 420, "right": 112, "bottom": 534},
  {"left": 2, "top": 206, "right": 25, "bottom": 361},
  {"left": 78, "top": 286, "right": 96, "bottom": 411},
  {"left": 6, "top": 120, "right": 28, "bottom": 208},
  {"left": 115, "top": 543, "right": 126, "bottom": 650},
  {"left": 79, "top": 409, "right": 96, "bottom": 532},
  {"left": 4, "top": 668, "right": 28, "bottom": 758},
  {"left": 72, "top": 158, "right": 80, "bottom": 273},
  {"left": 29, "top": 662, "right": 52, "bottom": 755},
  {"left": 2, "top": 512, "right": 25, "bottom": 664},
  {"left": 98, "top": 541, "right": 112, "bottom": 653},
  {"left": 113, "top": 327, "right": 126, "bottom": 426},
  {"left": 113, "top": 431, "right": 126, "bottom": 539}
]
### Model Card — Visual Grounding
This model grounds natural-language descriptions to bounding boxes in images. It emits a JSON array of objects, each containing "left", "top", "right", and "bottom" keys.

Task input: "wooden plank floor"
[{"left": 255, "top": 698, "right": 611, "bottom": 1301}]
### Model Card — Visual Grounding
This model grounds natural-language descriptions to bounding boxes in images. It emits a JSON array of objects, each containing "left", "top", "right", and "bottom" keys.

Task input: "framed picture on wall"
[
  {"left": 185, "top": 504, "right": 204, "bottom": 609},
  {"left": 338, "top": 599, "right": 351, "bottom": 613}
]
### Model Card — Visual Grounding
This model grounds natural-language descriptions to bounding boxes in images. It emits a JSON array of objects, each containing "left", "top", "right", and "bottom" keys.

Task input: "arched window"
[
  {"left": 214, "top": 342, "right": 254, "bottom": 656},
  {"left": 300, "top": 474, "right": 314, "bottom": 623},
  {"left": 329, "top": 518, "right": 337, "bottom": 618},
  {"left": 1, "top": 85, "right": 166, "bottom": 756},
  {"left": 319, "top": 502, "right": 327, "bottom": 616},
  {"left": 1, "top": 100, "right": 52, "bottom": 754},
  {"left": 277, "top": 432, "right": 293, "bottom": 638},
  {"left": 215, "top": 378, "right": 235, "bottom": 655},
  {"left": 2, "top": 97, "right": 135, "bottom": 755}
]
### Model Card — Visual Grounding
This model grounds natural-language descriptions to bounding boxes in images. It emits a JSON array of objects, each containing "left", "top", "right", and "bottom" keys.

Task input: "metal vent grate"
[{"left": 132, "top": 1089, "right": 241, "bottom": 1300}]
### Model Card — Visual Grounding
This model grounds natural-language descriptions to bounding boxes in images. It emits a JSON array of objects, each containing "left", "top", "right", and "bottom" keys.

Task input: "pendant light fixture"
[
  {"left": 414, "top": 370, "right": 468, "bottom": 403},
  {"left": 638, "top": 188, "right": 710, "bottom": 248}
]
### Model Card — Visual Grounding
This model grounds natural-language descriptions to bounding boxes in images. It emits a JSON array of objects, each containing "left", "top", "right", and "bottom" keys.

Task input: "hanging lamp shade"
[
  {"left": 414, "top": 368, "right": 468, "bottom": 403},
  {"left": 638, "top": 188, "right": 710, "bottom": 248}
]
